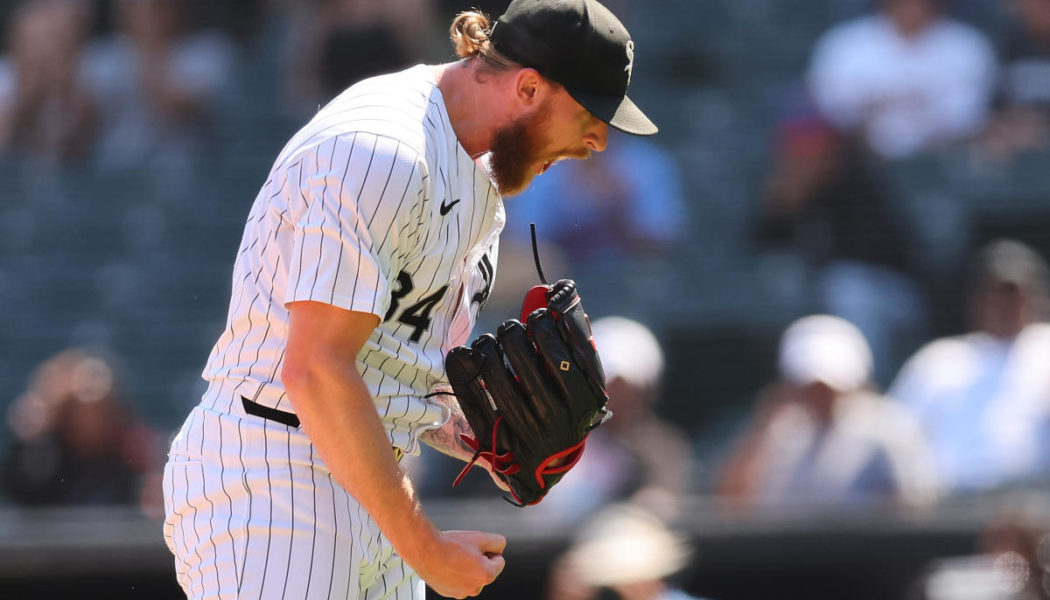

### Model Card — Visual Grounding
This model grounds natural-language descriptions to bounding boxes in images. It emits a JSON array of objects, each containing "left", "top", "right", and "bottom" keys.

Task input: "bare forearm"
[
  {"left": 420, "top": 392, "right": 477, "bottom": 462},
  {"left": 280, "top": 303, "right": 506, "bottom": 597},
  {"left": 285, "top": 361, "right": 438, "bottom": 565},
  {"left": 419, "top": 391, "right": 510, "bottom": 493}
]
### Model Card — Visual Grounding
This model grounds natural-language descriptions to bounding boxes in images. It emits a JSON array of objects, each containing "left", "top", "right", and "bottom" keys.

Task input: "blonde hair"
[
  {"left": 450, "top": 11, "right": 492, "bottom": 58},
  {"left": 449, "top": 9, "right": 522, "bottom": 74}
]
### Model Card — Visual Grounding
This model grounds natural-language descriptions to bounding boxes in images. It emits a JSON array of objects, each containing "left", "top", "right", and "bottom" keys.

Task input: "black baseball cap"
[{"left": 489, "top": 0, "right": 658, "bottom": 136}]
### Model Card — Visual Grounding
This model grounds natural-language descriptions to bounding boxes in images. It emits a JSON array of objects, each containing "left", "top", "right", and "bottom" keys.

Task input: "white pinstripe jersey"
[{"left": 201, "top": 65, "right": 504, "bottom": 454}]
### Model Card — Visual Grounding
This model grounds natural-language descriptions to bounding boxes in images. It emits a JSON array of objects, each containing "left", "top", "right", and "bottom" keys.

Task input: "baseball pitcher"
[{"left": 162, "top": 1, "right": 656, "bottom": 598}]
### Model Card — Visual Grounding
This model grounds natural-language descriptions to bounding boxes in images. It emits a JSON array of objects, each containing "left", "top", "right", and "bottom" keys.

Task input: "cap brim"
[{"left": 569, "top": 90, "right": 658, "bottom": 136}]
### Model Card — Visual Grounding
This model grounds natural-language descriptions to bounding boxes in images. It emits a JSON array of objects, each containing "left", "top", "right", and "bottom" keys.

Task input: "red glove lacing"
[
  {"left": 452, "top": 415, "right": 590, "bottom": 506},
  {"left": 453, "top": 416, "right": 520, "bottom": 488}
]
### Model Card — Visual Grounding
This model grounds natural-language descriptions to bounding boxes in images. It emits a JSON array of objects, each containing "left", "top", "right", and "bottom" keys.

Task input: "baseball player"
[{"left": 162, "top": 1, "right": 656, "bottom": 599}]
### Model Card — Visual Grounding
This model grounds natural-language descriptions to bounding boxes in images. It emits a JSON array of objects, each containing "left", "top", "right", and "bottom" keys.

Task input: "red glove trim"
[
  {"left": 533, "top": 435, "right": 589, "bottom": 489},
  {"left": 452, "top": 416, "right": 519, "bottom": 488},
  {"left": 520, "top": 284, "right": 551, "bottom": 321}
]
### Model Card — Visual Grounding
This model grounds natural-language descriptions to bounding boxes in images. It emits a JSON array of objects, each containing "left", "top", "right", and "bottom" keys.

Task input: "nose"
[{"left": 584, "top": 119, "right": 609, "bottom": 153}]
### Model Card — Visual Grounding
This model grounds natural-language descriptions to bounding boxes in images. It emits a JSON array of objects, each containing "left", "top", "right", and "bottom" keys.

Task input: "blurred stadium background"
[{"left": 2, "top": 0, "right": 1050, "bottom": 599}]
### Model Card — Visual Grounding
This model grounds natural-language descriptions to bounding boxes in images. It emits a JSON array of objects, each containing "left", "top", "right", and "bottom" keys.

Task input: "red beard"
[{"left": 488, "top": 103, "right": 552, "bottom": 197}]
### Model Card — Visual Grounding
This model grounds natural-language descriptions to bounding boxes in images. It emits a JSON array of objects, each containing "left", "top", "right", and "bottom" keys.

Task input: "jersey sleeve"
[{"left": 285, "top": 132, "right": 424, "bottom": 319}]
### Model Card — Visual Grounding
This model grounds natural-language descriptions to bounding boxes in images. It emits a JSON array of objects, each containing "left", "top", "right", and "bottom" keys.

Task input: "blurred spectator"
[
  {"left": 973, "top": 497, "right": 1050, "bottom": 600},
  {"left": 807, "top": 0, "right": 997, "bottom": 159},
  {"left": 526, "top": 316, "right": 694, "bottom": 523},
  {"left": 917, "top": 494, "right": 1050, "bottom": 600},
  {"left": 507, "top": 130, "right": 685, "bottom": 265},
  {"left": 501, "top": 131, "right": 686, "bottom": 321},
  {"left": 754, "top": 106, "right": 926, "bottom": 386},
  {"left": 0, "top": 0, "right": 96, "bottom": 164},
  {"left": 888, "top": 239, "right": 1050, "bottom": 494},
  {"left": 2, "top": 348, "right": 164, "bottom": 513},
  {"left": 546, "top": 503, "right": 708, "bottom": 600},
  {"left": 978, "top": 0, "right": 1050, "bottom": 162},
  {"left": 83, "top": 0, "right": 235, "bottom": 177},
  {"left": 1001, "top": 0, "right": 1050, "bottom": 118},
  {"left": 281, "top": 0, "right": 440, "bottom": 115},
  {"left": 717, "top": 315, "right": 939, "bottom": 510}
]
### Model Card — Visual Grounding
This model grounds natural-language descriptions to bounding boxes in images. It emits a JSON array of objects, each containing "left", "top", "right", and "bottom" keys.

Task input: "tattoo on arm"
[{"left": 420, "top": 393, "right": 477, "bottom": 462}]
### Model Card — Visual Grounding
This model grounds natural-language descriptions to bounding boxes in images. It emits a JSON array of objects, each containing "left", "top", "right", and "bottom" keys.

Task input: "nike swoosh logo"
[{"left": 440, "top": 198, "right": 461, "bottom": 216}]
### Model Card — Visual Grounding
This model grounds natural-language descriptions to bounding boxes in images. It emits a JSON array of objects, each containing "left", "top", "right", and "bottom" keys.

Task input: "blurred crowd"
[
  {"left": 4, "top": 0, "right": 1050, "bottom": 598},
  {"left": 3, "top": 347, "right": 164, "bottom": 515},
  {"left": 0, "top": 0, "right": 234, "bottom": 176}
]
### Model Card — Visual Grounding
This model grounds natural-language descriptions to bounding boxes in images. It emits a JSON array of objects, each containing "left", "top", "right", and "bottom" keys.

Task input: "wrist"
[{"left": 388, "top": 509, "right": 441, "bottom": 568}]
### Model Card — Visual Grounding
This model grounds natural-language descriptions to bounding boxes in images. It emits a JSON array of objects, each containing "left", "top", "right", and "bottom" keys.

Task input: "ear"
[{"left": 512, "top": 67, "right": 548, "bottom": 109}]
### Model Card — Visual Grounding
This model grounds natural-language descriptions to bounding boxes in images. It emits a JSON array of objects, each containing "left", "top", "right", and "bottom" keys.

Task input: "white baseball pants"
[{"left": 163, "top": 386, "right": 424, "bottom": 600}]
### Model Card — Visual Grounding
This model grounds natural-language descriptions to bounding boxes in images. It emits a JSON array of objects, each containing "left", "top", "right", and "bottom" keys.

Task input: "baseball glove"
[{"left": 444, "top": 279, "right": 611, "bottom": 506}]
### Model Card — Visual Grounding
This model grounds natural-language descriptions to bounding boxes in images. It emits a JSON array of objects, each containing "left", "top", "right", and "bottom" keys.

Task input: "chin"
[
  {"left": 497, "top": 180, "right": 532, "bottom": 198},
  {"left": 495, "top": 171, "right": 539, "bottom": 198}
]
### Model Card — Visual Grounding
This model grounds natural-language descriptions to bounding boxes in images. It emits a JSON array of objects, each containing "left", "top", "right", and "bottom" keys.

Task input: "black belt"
[
  {"left": 240, "top": 396, "right": 404, "bottom": 462},
  {"left": 242, "top": 396, "right": 301, "bottom": 428}
]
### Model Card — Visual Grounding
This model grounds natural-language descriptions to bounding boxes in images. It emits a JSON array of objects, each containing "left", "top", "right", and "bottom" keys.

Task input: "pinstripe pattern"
[
  {"left": 164, "top": 65, "right": 502, "bottom": 599},
  {"left": 201, "top": 64, "right": 503, "bottom": 453}
]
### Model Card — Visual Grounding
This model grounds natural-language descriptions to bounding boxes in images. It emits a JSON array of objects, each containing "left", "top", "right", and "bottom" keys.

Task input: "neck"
[
  {"left": 886, "top": 10, "right": 936, "bottom": 39},
  {"left": 434, "top": 59, "right": 500, "bottom": 159}
]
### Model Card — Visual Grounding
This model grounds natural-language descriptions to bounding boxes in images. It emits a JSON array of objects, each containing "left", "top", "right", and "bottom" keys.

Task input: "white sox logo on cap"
[{"left": 625, "top": 40, "right": 635, "bottom": 86}]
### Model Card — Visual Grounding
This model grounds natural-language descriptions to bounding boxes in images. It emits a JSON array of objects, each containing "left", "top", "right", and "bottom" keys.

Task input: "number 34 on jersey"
[{"left": 383, "top": 252, "right": 495, "bottom": 344}]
